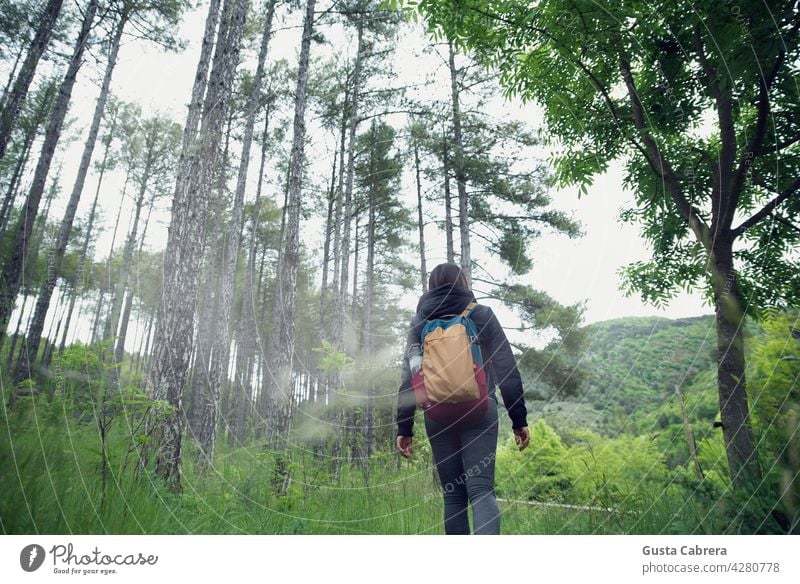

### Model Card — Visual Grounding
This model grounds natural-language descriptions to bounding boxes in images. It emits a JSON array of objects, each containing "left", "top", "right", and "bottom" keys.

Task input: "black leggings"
[{"left": 424, "top": 397, "right": 500, "bottom": 534}]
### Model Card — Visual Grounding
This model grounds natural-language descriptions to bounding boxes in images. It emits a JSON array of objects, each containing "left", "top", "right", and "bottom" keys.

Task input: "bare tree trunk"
[
  {"left": 0, "top": 83, "right": 54, "bottom": 233},
  {"left": 41, "top": 290, "right": 67, "bottom": 370},
  {"left": 113, "top": 196, "right": 155, "bottom": 378},
  {"left": 337, "top": 22, "right": 365, "bottom": 352},
  {"left": 58, "top": 107, "right": 117, "bottom": 357},
  {"left": 177, "top": 0, "right": 223, "bottom": 169},
  {"left": 152, "top": 0, "right": 223, "bottom": 431},
  {"left": 263, "top": 0, "right": 317, "bottom": 452},
  {"left": 319, "top": 148, "right": 337, "bottom": 336},
  {"left": 13, "top": 15, "right": 124, "bottom": 384},
  {"left": 0, "top": 42, "right": 25, "bottom": 110},
  {"left": 135, "top": 308, "right": 155, "bottom": 376},
  {"left": 140, "top": 308, "right": 155, "bottom": 376},
  {"left": 330, "top": 82, "right": 348, "bottom": 343},
  {"left": 363, "top": 121, "right": 376, "bottom": 464},
  {"left": 351, "top": 215, "right": 359, "bottom": 328},
  {"left": 413, "top": 131, "right": 427, "bottom": 292},
  {"left": 90, "top": 291, "right": 105, "bottom": 345},
  {"left": 58, "top": 193, "right": 98, "bottom": 358},
  {"left": 448, "top": 40, "right": 471, "bottom": 287},
  {"left": 0, "top": 134, "right": 33, "bottom": 233},
  {"left": 0, "top": 167, "right": 61, "bottom": 360},
  {"left": 326, "top": 84, "right": 350, "bottom": 463},
  {"left": 0, "top": 0, "right": 98, "bottom": 340},
  {"left": 146, "top": 0, "right": 249, "bottom": 491},
  {"left": 193, "top": 110, "right": 232, "bottom": 457},
  {"left": 4, "top": 293, "right": 28, "bottom": 370},
  {"left": 204, "top": 0, "right": 276, "bottom": 466},
  {"left": 442, "top": 127, "right": 455, "bottom": 264},
  {"left": 188, "top": 187, "right": 223, "bottom": 439},
  {"left": 92, "top": 173, "right": 130, "bottom": 345},
  {"left": 0, "top": 0, "right": 64, "bottom": 161},
  {"left": 235, "top": 114, "right": 268, "bottom": 444},
  {"left": 103, "top": 172, "right": 149, "bottom": 346}
]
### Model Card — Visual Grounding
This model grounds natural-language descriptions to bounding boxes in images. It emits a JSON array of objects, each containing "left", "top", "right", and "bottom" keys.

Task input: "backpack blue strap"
[{"left": 460, "top": 301, "right": 478, "bottom": 318}]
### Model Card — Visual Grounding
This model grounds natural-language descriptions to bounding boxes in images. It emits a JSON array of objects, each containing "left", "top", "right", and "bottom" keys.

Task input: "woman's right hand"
[{"left": 396, "top": 435, "right": 413, "bottom": 459}]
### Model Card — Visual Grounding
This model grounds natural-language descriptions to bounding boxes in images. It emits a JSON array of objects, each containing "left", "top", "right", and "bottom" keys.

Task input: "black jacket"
[{"left": 396, "top": 283, "right": 528, "bottom": 436}]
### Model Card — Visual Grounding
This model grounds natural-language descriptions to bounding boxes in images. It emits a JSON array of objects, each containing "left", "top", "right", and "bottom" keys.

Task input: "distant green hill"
[{"left": 526, "top": 314, "right": 762, "bottom": 442}]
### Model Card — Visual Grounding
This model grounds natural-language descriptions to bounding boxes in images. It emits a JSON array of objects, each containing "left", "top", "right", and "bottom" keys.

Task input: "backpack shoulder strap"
[{"left": 460, "top": 301, "right": 478, "bottom": 318}]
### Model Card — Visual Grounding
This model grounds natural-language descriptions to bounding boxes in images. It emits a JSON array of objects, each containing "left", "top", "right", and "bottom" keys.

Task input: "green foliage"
[
  {"left": 492, "top": 282, "right": 588, "bottom": 398},
  {"left": 404, "top": 0, "right": 800, "bottom": 317},
  {"left": 312, "top": 339, "right": 354, "bottom": 374},
  {"left": 747, "top": 310, "right": 800, "bottom": 531},
  {"left": 496, "top": 419, "right": 572, "bottom": 501}
]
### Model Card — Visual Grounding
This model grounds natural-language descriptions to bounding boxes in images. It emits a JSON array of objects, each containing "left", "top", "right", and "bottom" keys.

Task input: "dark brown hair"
[{"left": 428, "top": 262, "right": 469, "bottom": 290}]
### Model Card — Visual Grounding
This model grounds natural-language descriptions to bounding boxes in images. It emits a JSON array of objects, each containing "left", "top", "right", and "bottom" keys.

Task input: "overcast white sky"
[{"left": 11, "top": 1, "right": 716, "bottom": 349}]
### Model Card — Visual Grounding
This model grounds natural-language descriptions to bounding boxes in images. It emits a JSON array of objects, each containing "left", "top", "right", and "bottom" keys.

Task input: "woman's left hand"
[{"left": 513, "top": 426, "right": 530, "bottom": 451}]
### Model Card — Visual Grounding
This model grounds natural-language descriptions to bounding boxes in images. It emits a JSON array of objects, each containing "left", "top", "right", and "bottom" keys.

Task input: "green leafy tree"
[{"left": 404, "top": 0, "right": 800, "bottom": 487}]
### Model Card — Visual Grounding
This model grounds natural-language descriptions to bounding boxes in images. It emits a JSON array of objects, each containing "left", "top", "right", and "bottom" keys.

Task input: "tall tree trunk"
[
  {"left": 147, "top": 0, "right": 249, "bottom": 492},
  {"left": 92, "top": 172, "right": 130, "bottom": 345},
  {"left": 0, "top": 0, "right": 98, "bottom": 342},
  {"left": 315, "top": 151, "right": 336, "bottom": 444},
  {"left": 242, "top": 115, "right": 268, "bottom": 443},
  {"left": 90, "top": 290, "right": 105, "bottom": 345},
  {"left": 363, "top": 121, "right": 377, "bottom": 463},
  {"left": 0, "top": 42, "right": 25, "bottom": 110},
  {"left": 41, "top": 290, "right": 67, "bottom": 370},
  {"left": 329, "top": 82, "right": 348, "bottom": 343},
  {"left": 319, "top": 147, "right": 337, "bottom": 336},
  {"left": 113, "top": 195, "right": 155, "bottom": 377},
  {"left": 58, "top": 109, "right": 117, "bottom": 357},
  {"left": 192, "top": 110, "right": 231, "bottom": 451},
  {"left": 711, "top": 235, "right": 761, "bottom": 485},
  {"left": 156, "top": 0, "right": 225, "bottom": 428},
  {"left": 328, "top": 79, "right": 350, "bottom": 471},
  {"left": 103, "top": 170, "right": 149, "bottom": 346},
  {"left": 0, "top": 83, "right": 54, "bottom": 234},
  {"left": 351, "top": 215, "right": 359, "bottom": 327},
  {"left": 203, "top": 0, "right": 276, "bottom": 466},
  {"left": 0, "top": 129, "right": 33, "bottom": 234},
  {"left": 4, "top": 292, "right": 29, "bottom": 370},
  {"left": 58, "top": 185, "right": 102, "bottom": 355},
  {"left": 442, "top": 128, "right": 455, "bottom": 264},
  {"left": 447, "top": 39, "right": 471, "bottom": 286},
  {"left": 177, "top": 0, "right": 223, "bottom": 170},
  {"left": 413, "top": 132, "right": 427, "bottom": 292},
  {"left": 136, "top": 308, "right": 155, "bottom": 376},
  {"left": 1, "top": 163, "right": 58, "bottom": 360},
  {"left": 13, "top": 15, "right": 125, "bottom": 385},
  {"left": 0, "top": 0, "right": 64, "bottom": 161},
  {"left": 337, "top": 22, "right": 365, "bottom": 352},
  {"left": 263, "top": 0, "right": 317, "bottom": 451}
]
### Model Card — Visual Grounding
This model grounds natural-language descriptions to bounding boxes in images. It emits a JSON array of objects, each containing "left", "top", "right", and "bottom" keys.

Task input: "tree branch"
[
  {"left": 729, "top": 48, "right": 786, "bottom": 227},
  {"left": 760, "top": 135, "right": 800, "bottom": 155},
  {"left": 731, "top": 177, "right": 800, "bottom": 238},
  {"left": 692, "top": 24, "right": 737, "bottom": 231},
  {"left": 619, "top": 54, "right": 712, "bottom": 250}
]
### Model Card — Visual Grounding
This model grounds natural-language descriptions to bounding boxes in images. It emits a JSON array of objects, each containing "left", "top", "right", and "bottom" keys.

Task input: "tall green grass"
[{"left": 1, "top": 388, "right": 718, "bottom": 535}]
